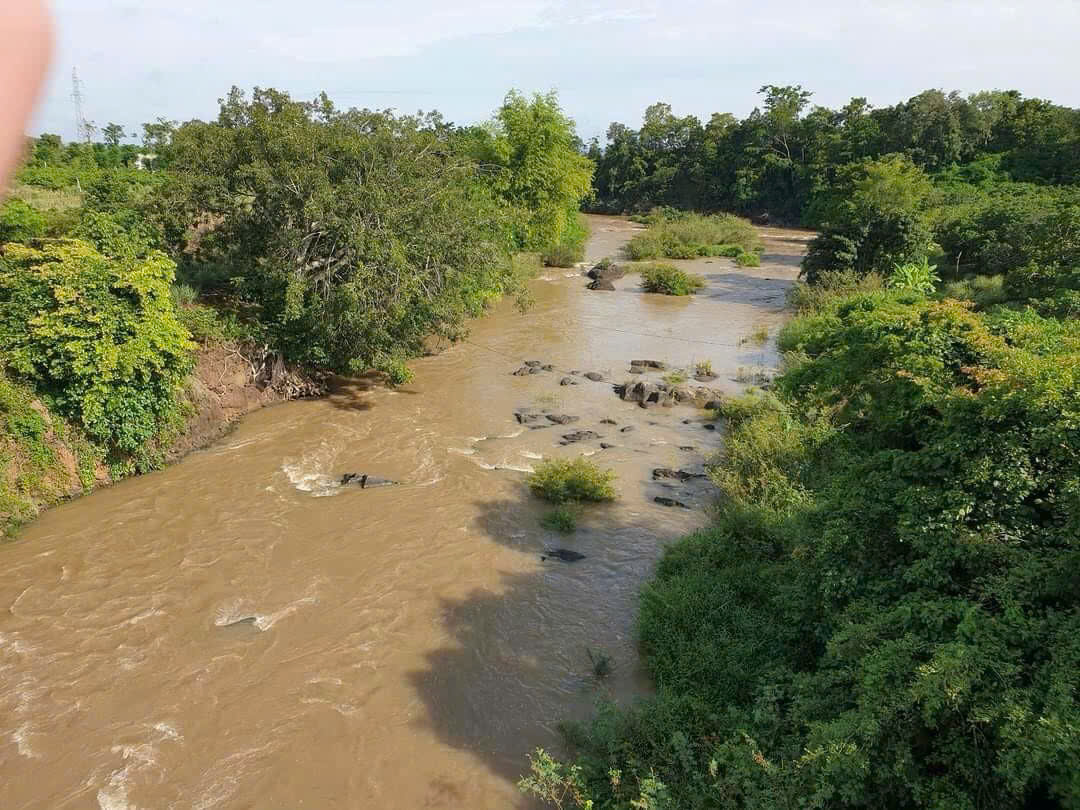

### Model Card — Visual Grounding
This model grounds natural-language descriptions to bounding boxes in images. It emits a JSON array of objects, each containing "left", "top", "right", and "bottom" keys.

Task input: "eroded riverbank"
[{"left": 0, "top": 216, "right": 809, "bottom": 809}]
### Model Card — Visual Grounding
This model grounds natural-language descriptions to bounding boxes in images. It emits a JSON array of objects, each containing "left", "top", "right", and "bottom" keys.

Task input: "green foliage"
[
  {"left": 734, "top": 250, "right": 760, "bottom": 267},
  {"left": 466, "top": 90, "right": 594, "bottom": 252},
  {"left": 546, "top": 282, "right": 1080, "bottom": 809},
  {"left": 888, "top": 257, "right": 941, "bottom": 294},
  {"left": 541, "top": 504, "right": 578, "bottom": 533},
  {"left": 542, "top": 214, "right": 590, "bottom": 267},
  {"left": 639, "top": 264, "right": 706, "bottom": 296},
  {"left": 528, "top": 458, "right": 616, "bottom": 504},
  {"left": 161, "top": 87, "right": 572, "bottom": 375},
  {"left": 0, "top": 240, "right": 194, "bottom": 457},
  {"left": 940, "top": 274, "right": 1008, "bottom": 309},
  {"left": 662, "top": 369, "right": 688, "bottom": 385},
  {"left": 0, "top": 199, "right": 46, "bottom": 242},
  {"left": 592, "top": 87, "right": 1079, "bottom": 222},
  {"left": 626, "top": 213, "right": 759, "bottom": 260},
  {"left": 700, "top": 244, "right": 743, "bottom": 258},
  {"left": 802, "top": 155, "right": 935, "bottom": 283}
]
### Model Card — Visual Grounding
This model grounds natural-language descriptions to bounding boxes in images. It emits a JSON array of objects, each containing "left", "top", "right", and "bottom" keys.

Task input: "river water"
[{"left": 0, "top": 216, "right": 808, "bottom": 809}]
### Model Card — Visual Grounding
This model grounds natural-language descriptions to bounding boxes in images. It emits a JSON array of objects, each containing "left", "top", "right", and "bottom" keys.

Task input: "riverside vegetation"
[
  {"left": 522, "top": 86, "right": 1080, "bottom": 809},
  {"left": 0, "top": 88, "right": 593, "bottom": 533}
]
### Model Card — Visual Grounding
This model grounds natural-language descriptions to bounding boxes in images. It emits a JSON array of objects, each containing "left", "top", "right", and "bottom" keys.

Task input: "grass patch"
[
  {"left": 786, "top": 270, "right": 885, "bottom": 314},
  {"left": 639, "top": 263, "right": 706, "bottom": 296},
  {"left": 528, "top": 458, "right": 616, "bottom": 504},
  {"left": 541, "top": 504, "right": 578, "bottom": 533},
  {"left": 739, "top": 324, "right": 770, "bottom": 346},
  {"left": 626, "top": 212, "right": 759, "bottom": 260},
  {"left": 695, "top": 359, "right": 713, "bottom": 376},
  {"left": 7, "top": 182, "right": 84, "bottom": 212},
  {"left": 735, "top": 250, "right": 760, "bottom": 267},
  {"left": 663, "top": 369, "right": 689, "bottom": 385},
  {"left": 940, "top": 274, "right": 1008, "bottom": 310}
]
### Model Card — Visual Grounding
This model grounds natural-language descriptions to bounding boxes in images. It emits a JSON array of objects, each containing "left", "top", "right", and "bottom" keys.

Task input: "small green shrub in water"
[
  {"left": 528, "top": 458, "right": 616, "bottom": 504},
  {"left": 663, "top": 369, "right": 688, "bottom": 385},
  {"left": 735, "top": 250, "right": 760, "bottom": 267},
  {"left": 639, "top": 263, "right": 706, "bottom": 296},
  {"left": 541, "top": 504, "right": 578, "bottom": 533}
]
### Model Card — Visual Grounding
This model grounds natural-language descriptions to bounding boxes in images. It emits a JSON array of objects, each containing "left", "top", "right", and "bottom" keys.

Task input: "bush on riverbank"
[
  {"left": 528, "top": 458, "right": 616, "bottom": 504},
  {"left": 524, "top": 270, "right": 1080, "bottom": 808},
  {"left": 639, "top": 263, "right": 706, "bottom": 295},
  {"left": 541, "top": 214, "right": 590, "bottom": 267}
]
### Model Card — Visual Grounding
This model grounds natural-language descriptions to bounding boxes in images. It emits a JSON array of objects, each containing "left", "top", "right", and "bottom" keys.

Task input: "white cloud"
[{"left": 30, "top": 0, "right": 1080, "bottom": 140}]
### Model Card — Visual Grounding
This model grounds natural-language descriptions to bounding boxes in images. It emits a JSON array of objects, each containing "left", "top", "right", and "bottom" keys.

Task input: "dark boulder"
[
  {"left": 524, "top": 360, "right": 542, "bottom": 367},
  {"left": 542, "top": 549, "right": 586, "bottom": 562},
  {"left": 512, "top": 366, "right": 532, "bottom": 376},
  {"left": 703, "top": 423, "right": 717, "bottom": 431},
  {"left": 341, "top": 473, "right": 399, "bottom": 489},
  {"left": 559, "top": 376, "right": 578, "bottom": 386},
  {"left": 600, "top": 418, "right": 617, "bottom": 425},
  {"left": 704, "top": 399, "right": 724, "bottom": 411},
  {"left": 630, "top": 359, "right": 666, "bottom": 370},
  {"left": 599, "top": 442, "right": 615, "bottom": 449},
  {"left": 587, "top": 279, "right": 615, "bottom": 291},
  {"left": 515, "top": 411, "right": 543, "bottom": 424},
  {"left": 619, "top": 425, "right": 635, "bottom": 433},
  {"left": 587, "top": 263, "right": 625, "bottom": 281},
  {"left": 546, "top": 414, "right": 579, "bottom": 425},
  {"left": 654, "top": 496, "right": 690, "bottom": 509},
  {"left": 541, "top": 364, "right": 555, "bottom": 371},
  {"left": 679, "top": 445, "right": 695, "bottom": 451},
  {"left": 560, "top": 430, "right": 601, "bottom": 445},
  {"left": 628, "top": 366, "right": 645, "bottom": 374},
  {"left": 584, "top": 372, "right": 604, "bottom": 381},
  {"left": 653, "top": 468, "right": 707, "bottom": 482}
]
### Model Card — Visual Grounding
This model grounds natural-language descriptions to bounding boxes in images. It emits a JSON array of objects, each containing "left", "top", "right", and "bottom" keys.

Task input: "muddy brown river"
[{"left": 0, "top": 217, "right": 808, "bottom": 809}]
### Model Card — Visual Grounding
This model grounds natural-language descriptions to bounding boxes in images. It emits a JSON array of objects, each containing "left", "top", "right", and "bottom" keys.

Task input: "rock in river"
[
  {"left": 583, "top": 372, "right": 604, "bottom": 382},
  {"left": 560, "top": 430, "right": 601, "bottom": 445},
  {"left": 630, "top": 359, "right": 666, "bottom": 370},
  {"left": 654, "top": 496, "right": 690, "bottom": 509},
  {"left": 546, "top": 414, "right": 579, "bottom": 425},
  {"left": 587, "top": 279, "right": 615, "bottom": 291},
  {"left": 587, "top": 262, "right": 625, "bottom": 281},
  {"left": 542, "top": 549, "right": 586, "bottom": 562},
  {"left": 340, "top": 473, "right": 399, "bottom": 489},
  {"left": 653, "top": 468, "right": 706, "bottom": 482},
  {"left": 515, "top": 411, "right": 543, "bottom": 424},
  {"left": 559, "top": 377, "right": 578, "bottom": 386}
]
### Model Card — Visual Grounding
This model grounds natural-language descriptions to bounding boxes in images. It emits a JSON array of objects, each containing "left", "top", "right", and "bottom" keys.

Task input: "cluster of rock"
[
  {"left": 615, "top": 379, "right": 723, "bottom": 410},
  {"left": 512, "top": 360, "right": 555, "bottom": 376}
]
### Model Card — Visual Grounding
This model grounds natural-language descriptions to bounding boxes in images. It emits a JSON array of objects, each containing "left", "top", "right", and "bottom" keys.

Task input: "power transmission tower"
[{"left": 71, "top": 67, "right": 96, "bottom": 143}]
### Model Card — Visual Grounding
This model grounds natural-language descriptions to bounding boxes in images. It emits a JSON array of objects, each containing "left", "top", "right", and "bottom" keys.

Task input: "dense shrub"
[
  {"left": 639, "top": 263, "right": 706, "bottom": 295},
  {"left": 541, "top": 213, "right": 589, "bottom": 267},
  {"left": 0, "top": 199, "right": 46, "bottom": 242},
  {"left": 0, "top": 240, "right": 194, "bottom": 457},
  {"left": 528, "top": 286, "right": 1080, "bottom": 809},
  {"left": 527, "top": 458, "right": 616, "bottom": 504},
  {"left": 626, "top": 213, "right": 759, "bottom": 260},
  {"left": 734, "top": 250, "right": 760, "bottom": 267}
]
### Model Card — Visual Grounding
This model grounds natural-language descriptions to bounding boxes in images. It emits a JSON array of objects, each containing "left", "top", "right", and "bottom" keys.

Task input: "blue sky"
[{"left": 32, "top": 0, "right": 1080, "bottom": 143}]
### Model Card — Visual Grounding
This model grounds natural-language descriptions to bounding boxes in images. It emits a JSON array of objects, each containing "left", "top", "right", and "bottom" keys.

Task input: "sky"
[{"left": 31, "top": 0, "right": 1080, "bottom": 143}]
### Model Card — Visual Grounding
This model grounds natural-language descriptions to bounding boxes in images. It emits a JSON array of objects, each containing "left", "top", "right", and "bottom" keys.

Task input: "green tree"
[{"left": 102, "top": 122, "right": 126, "bottom": 147}]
